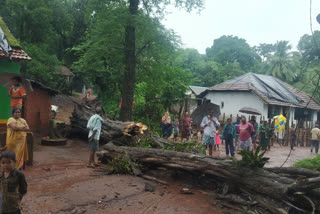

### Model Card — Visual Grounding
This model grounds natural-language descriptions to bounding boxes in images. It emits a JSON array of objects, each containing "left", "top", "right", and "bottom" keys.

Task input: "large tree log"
[
  {"left": 70, "top": 100, "right": 169, "bottom": 147},
  {"left": 98, "top": 143, "right": 320, "bottom": 213}
]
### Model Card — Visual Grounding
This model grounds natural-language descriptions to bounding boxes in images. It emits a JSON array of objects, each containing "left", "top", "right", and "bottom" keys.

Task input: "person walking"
[
  {"left": 310, "top": 125, "right": 320, "bottom": 154},
  {"left": 239, "top": 116, "right": 254, "bottom": 150},
  {"left": 200, "top": 109, "right": 220, "bottom": 156},
  {"left": 87, "top": 107, "right": 104, "bottom": 168},
  {"left": 221, "top": 118, "right": 236, "bottom": 157}
]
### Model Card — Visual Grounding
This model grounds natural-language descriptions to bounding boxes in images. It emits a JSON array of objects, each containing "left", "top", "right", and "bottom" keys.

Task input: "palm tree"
[{"left": 264, "top": 41, "right": 296, "bottom": 82}]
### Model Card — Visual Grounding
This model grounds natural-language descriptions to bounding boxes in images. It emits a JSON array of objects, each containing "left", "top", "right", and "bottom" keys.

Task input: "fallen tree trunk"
[
  {"left": 98, "top": 143, "right": 320, "bottom": 214},
  {"left": 70, "top": 100, "right": 170, "bottom": 147}
]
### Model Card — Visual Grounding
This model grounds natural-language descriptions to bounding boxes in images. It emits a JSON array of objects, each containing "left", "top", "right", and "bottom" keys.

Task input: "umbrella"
[
  {"left": 191, "top": 103, "right": 221, "bottom": 124},
  {"left": 239, "top": 107, "right": 261, "bottom": 115},
  {"left": 0, "top": 72, "right": 33, "bottom": 93}
]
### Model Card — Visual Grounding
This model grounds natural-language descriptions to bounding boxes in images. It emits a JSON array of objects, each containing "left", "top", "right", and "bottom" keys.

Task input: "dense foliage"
[{"left": 1, "top": 0, "right": 320, "bottom": 125}]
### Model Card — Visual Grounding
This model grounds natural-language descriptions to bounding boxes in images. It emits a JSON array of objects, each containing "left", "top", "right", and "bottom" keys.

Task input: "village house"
[
  {"left": 0, "top": 17, "right": 31, "bottom": 130},
  {"left": 186, "top": 85, "right": 208, "bottom": 114},
  {"left": 200, "top": 72, "right": 320, "bottom": 127},
  {"left": 0, "top": 17, "right": 58, "bottom": 133}
]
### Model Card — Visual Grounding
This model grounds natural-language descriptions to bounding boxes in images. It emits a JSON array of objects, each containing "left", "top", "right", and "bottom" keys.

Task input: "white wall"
[{"left": 204, "top": 91, "right": 268, "bottom": 122}]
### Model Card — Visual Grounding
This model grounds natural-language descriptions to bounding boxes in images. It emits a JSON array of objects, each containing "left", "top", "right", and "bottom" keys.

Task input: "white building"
[{"left": 200, "top": 73, "right": 320, "bottom": 127}]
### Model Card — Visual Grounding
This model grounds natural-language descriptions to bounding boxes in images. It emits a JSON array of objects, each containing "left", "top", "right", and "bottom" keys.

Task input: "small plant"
[
  {"left": 237, "top": 146, "right": 269, "bottom": 168},
  {"left": 295, "top": 155, "right": 320, "bottom": 171},
  {"left": 108, "top": 157, "right": 141, "bottom": 174}
]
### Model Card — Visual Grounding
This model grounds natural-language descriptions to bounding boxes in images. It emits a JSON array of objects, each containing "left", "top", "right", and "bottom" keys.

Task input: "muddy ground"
[{"left": 20, "top": 135, "right": 316, "bottom": 214}]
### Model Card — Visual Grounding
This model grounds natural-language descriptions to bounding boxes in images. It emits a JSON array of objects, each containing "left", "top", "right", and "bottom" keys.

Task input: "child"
[
  {"left": 173, "top": 117, "right": 180, "bottom": 141},
  {"left": 7, "top": 76, "right": 27, "bottom": 116},
  {"left": 215, "top": 130, "right": 221, "bottom": 150},
  {"left": 0, "top": 150, "right": 27, "bottom": 214}
]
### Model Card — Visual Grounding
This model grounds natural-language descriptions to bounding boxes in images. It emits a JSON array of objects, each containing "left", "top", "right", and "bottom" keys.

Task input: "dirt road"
[
  {"left": 20, "top": 136, "right": 316, "bottom": 214},
  {"left": 21, "top": 139, "right": 237, "bottom": 214}
]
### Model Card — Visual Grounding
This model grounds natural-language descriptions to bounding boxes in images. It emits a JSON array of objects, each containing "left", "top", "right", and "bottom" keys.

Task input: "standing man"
[
  {"left": 233, "top": 117, "right": 241, "bottom": 150},
  {"left": 310, "top": 124, "right": 320, "bottom": 154},
  {"left": 7, "top": 76, "right": 26, "bottom": 116},
  {"left": 87, "top": 107, "right": 104, "bottom": 168},
  {"left": 201, "top": 109, "right": 220, "bottom": 156},
  {"left": 222, "top": 118, "right": 236, "bottom": 157},
  {"left": 239, "top": 116, "right": 254, "bottom": 150},
  {"left": 250, "top": 116, "right": 259, "bottom": 150}
]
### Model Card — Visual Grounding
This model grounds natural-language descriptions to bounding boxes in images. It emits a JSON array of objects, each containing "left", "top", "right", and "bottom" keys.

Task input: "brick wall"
[{"left": 24, "top": 88, "right": 52, "bottom": 134}]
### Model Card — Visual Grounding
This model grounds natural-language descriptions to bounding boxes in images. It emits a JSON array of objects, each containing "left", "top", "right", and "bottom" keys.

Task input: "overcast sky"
[{"left": 162, "top": 0, "right": 320, "bottom": 54}]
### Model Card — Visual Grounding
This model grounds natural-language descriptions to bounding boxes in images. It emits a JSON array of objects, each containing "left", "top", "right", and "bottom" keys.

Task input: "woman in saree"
[
  {"left": 258, "top": 120, "right": 270, "bottom": 151},
  {"left": 5, "top": 108, "right": 29, "bottom": 169}
]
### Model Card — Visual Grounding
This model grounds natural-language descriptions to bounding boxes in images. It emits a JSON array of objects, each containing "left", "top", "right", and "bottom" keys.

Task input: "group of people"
[
  {"left": 161, "top": 108, "right": 274, "bottom": 157},
  {"left": 0, "top": 76, "right": 29, "bottom": 214},
  {"left": 203, "top": 114, "right": 273, "bottom": 156},
  {"left": 161, "top": 111, "right": 193, "bottom": 142}
]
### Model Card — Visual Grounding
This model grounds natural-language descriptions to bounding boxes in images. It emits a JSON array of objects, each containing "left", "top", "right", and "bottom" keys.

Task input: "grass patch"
[
  {"left": 295, "top": 155, "right": 320, "bottom": 171},
  {"left": 164, "top": 141, "right": 206, "bottom": 154},
  {"left": 108, "top": 157, "right": 141, "bottom": 175}
]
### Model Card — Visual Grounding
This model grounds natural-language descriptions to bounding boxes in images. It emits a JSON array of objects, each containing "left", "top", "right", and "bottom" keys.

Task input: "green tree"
[
  {"left": 206, "top": 35, "right": 261, "bottom": 71},
  {"left": 262, "top": 41, "right": 296, "bottom": 82},
  {"left": 73, "top": 2, "right": 189, "bottom": 122},
  {"left": 119, "top": 0, "right": 204, "bottom": 121}
]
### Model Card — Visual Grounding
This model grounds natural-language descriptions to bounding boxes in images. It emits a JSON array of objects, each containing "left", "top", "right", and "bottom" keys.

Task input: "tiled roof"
[
  {"left": 0, "top": 48, "right": 31, "bottom": 60},
  {"left": 205, "top": 73, "right": 320, "bottom": 110}
]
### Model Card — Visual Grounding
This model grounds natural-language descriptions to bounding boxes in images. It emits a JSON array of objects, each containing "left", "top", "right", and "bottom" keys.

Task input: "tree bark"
[
  {"left": 119, "top": 0, "right": 139, "bottom": 122},
  {"left": 70, "top": 100, "right": 170, "bottom": 147},
  {"left": 98, "top": 144, "right": 320, "bottom": 213}
]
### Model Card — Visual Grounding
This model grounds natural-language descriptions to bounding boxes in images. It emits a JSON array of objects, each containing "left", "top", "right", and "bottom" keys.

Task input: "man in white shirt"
[
  {"left": 87, "top": 107, "right": 104, "bottom": 168},
  {"left": 310, "top": 125, "right": 320, "bottom": 154},
  {"left": 201, "top": 109, "right": 220, "bottom": 156}
]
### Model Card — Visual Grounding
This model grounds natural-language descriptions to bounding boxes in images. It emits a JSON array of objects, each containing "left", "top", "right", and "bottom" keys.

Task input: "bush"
[
  {"left": 237, "top": 146, "right": 269, "bottom": 168},
  {"left": 295, "top": 155, "right": 320, "bottom": 171},
  {"left": 108, "top": 157, "right": 141, "bottom": 175}
]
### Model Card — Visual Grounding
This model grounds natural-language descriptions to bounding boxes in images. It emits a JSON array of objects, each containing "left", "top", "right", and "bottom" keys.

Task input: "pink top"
[{"left": 239, "top": 123, "right": 254, "bottom": 141}]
